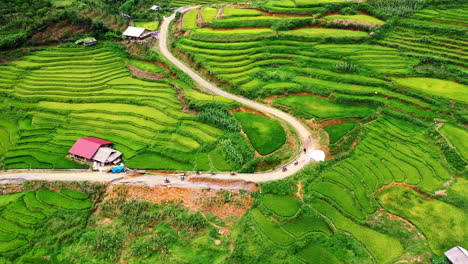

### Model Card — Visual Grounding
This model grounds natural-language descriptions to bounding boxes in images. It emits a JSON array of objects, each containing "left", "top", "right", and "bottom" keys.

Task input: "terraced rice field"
[
  {"left": 0, "top": 189, "right": 91, "bottom": 256},
  {"left": 175, "top": 14, "right": 460, "bottom": 123},
  {"left": 323, "top": 14, "right": 385, "bottom": 25},
  {"left": 380, "top": 27, "right": 468, "bottom": 68},
  {"left": 0, "top": 46, "right": 240, "bottom": 171},
  {"left": 391, "top": 77, "right": 468, "bottom": 102},
  {"left": 406, "top": 6, "right": 468, "bottom": 29},
  {"left": 378, "top": 186, "right": 467, "bottom": 255}
]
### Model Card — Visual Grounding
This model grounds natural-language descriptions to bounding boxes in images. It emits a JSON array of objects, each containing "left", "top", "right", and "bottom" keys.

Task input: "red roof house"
[{"left": 68, "top": 137, "right": 112, "bottom": 159}]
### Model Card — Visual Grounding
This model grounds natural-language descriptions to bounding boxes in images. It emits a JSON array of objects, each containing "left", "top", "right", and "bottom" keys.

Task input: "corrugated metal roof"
[
  {"left": 68, "top": 137, "right": 112, "bottom": 159},
  {"left": 445, "top": 246, "right": 468, "bottom": 264},
  {"left": 92, "top": 147, "right": 122, "bottom": 163},
  {"left": 122, "top": 26, "right": 146, "bottom": 37}
]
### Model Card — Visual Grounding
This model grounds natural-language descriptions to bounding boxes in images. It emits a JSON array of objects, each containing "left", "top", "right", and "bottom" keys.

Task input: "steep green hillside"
[{"left": 0, "top": 43, "right": 263, "bottom": 171}]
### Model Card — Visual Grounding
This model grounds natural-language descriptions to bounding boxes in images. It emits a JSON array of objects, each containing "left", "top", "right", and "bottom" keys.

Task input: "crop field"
[
  {"left": 439, "top": 123, "right": 468, "bottom": 161},
  {"left": 0, "top": 45, "right": 257, "bottom": 171},
  {"left": 406, "top": 6, "right": 468, "bottom": 28},
  {"left": 0, "top": 189, "right": 91, "bottom": 256},
  {"left": 323, "top": 14, "right": 385, "bottom": 25},
  {"left": 278, "top": 28, "right": 370, "bottom": 40},
  {"left": 201, "top": 7, "right": 217, "bottom": 23},
  {"left": 324, "top": 122, "right": 357, "bottom": 144},
  {"left": 133, "top": 21, "right": 159, "bottom": 30},
  {"left": 377, "top": 186, "right": 467, "bottom": 254},
  {"left": 175, "top": 18, "right": 459, "bottom": 123},
  {"left": 274, "top": 95, "right": 375, "bottom": 119},
  {"left": 174, "top": 6, "right": 467, "bottom": 261},
  {"left": 127, "top": 59, "right": 165, "bottom": 74},
  {"left": 183, "top": 9, "right": 199, "bottom": 30},
  {"left": 234, "top": 112, "right": 286, "bottom": 155},
  {"left": 391, "top": 77, "right": 468, "bottom": 102},
  {"left": 170, "top": 0, "right": 234, "bottom": 7}
]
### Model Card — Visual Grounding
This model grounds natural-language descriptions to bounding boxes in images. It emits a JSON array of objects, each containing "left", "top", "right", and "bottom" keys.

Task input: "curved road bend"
[
  {"left": 158, "top": 7, "right": 318, "bottom": 182},
  {"left": 0, "top": 7, "right": 319, "bottom": 185}
]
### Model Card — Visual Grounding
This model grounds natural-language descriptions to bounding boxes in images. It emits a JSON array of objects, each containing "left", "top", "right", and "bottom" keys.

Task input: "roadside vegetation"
[{"left": 0, "top": 182, "right": 241, "bottom": 263}]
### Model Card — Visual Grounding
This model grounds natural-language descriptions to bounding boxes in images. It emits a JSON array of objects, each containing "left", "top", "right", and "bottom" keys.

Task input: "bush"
[
  {"left": 272, "top": 18, "right": 315, "bottom": 31},
  {"left": 0, "top": 32, "right": 28, "bottom": 49},
  {"left": 340, "top": 7, "right": 357, "bottom": 15},
  {"left": 197, "top": 107, "right": 241, "bottom": 132},
  {"left": 262, "top": 180, "right": 296, "bottom": 196},
  {"left": 80, "top": 229, "right": 125, "bottom": 261},
  {"left": 369, "top": 0, "right": 426, "bottom": 18},
  {"left": 335, "top": 61, "right": 359, "bottom": 73},
  {"left": 220, "top": 132, "right": 255, "bottom": 170}
]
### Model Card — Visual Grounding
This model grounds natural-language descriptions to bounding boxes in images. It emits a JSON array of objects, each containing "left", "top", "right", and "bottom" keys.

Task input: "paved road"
[
  {"left": 0, "top": 7, "right": 321, "bottom": 185},
  {"left": 157, "top": 7, "right": 319, "bottom": 182}
]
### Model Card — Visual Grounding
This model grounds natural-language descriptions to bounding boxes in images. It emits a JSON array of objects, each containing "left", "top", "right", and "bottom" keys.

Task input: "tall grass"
[{"left": 370, "top": 0, "right": 427, "bottom": 17}]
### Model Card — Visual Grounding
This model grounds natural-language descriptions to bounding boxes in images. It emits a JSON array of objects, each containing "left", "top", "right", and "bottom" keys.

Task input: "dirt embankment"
[
  {"left": 230, "top": 106, "right": 268, "bottom": 117},
  {"left": 172, "top": 82, "right": 198, "bottom": 114},
  {"left": 127, "top": 64, "right": 165, "bottom": 80},
  {"left": 105, "top": 182, "right": 256, "bottom": 220},
  {"left": 216, "top": 7, "right": 225, "bottom": 20},
  {"left": 375, "top": 183, "right": 434, "bottom": 199}
]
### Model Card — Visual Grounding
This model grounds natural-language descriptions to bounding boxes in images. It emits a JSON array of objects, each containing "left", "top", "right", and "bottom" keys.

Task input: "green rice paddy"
[
  {"left": 323, "top": 14, "right": 385, "bottom": 25},
  {"left": 128, "top": 60, "right": 165, "bottom": 73},
  {"left": 262, "top": 194, "right": 301, "bottom": 217},
  {"left": 274, "top": 95, "right": 375, "bottom": 119},
  {"left": 133, "top": 20, "right": 160, "bottom": 30},
  {"left": 378, "top": 186, "right": 467, "bottom": 254},
  {"left": 278, "top": 28, "right": 370, "bottom": 39},
  {"left": 0, "top": 189, "right": 92, "bottom": 255},
  {"left": 234, "top": 112, "right": 286, "bottom": 155},
  {"left": 391, "top": 77, "right": 468, "bottom": 103},
  {"left": 439, "top": 123, "right": 468, "bottom": 160},
  {"left": 324, "top": 122, "right": 357, "bottom": 144}
]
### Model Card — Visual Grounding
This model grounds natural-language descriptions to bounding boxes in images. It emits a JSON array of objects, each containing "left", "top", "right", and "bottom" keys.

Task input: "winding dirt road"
[
  {"left": 0, "top": 7, "right": 320, "bottom": 185},
  {"left": 157, "top": 7, "right": 318, "bottom": 182}
]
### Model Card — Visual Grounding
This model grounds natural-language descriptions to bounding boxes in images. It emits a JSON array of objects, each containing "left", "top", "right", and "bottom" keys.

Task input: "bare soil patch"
[
  {"left": 0, "top": 184, "right": 23, "bottom": 194},
  {"left": 173, "top": 83, "right": 198, "bottom": 114},
  {"left": 216, "top": 6, "right": 225, "bottom": 20},
  {"left": 434, "top": 189, "right": 448, "bottom": 196},
  {"left": 30, "top": 20, "right": 90, "bottom": 44},
  {"left": 230, "top": 106, "right": 268, "bottom": 117},
  {"left": 127, "top": 64, "right": 165, "bottom": 80},
  {"left": 197, "top": 8, "right": 204, "bottom": 27},
  {"left": 296, "top": 182, "right": 304, "bottom": 201},
  {"left": 105, "top": 184, "right": 255, "bottom": 220}
]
